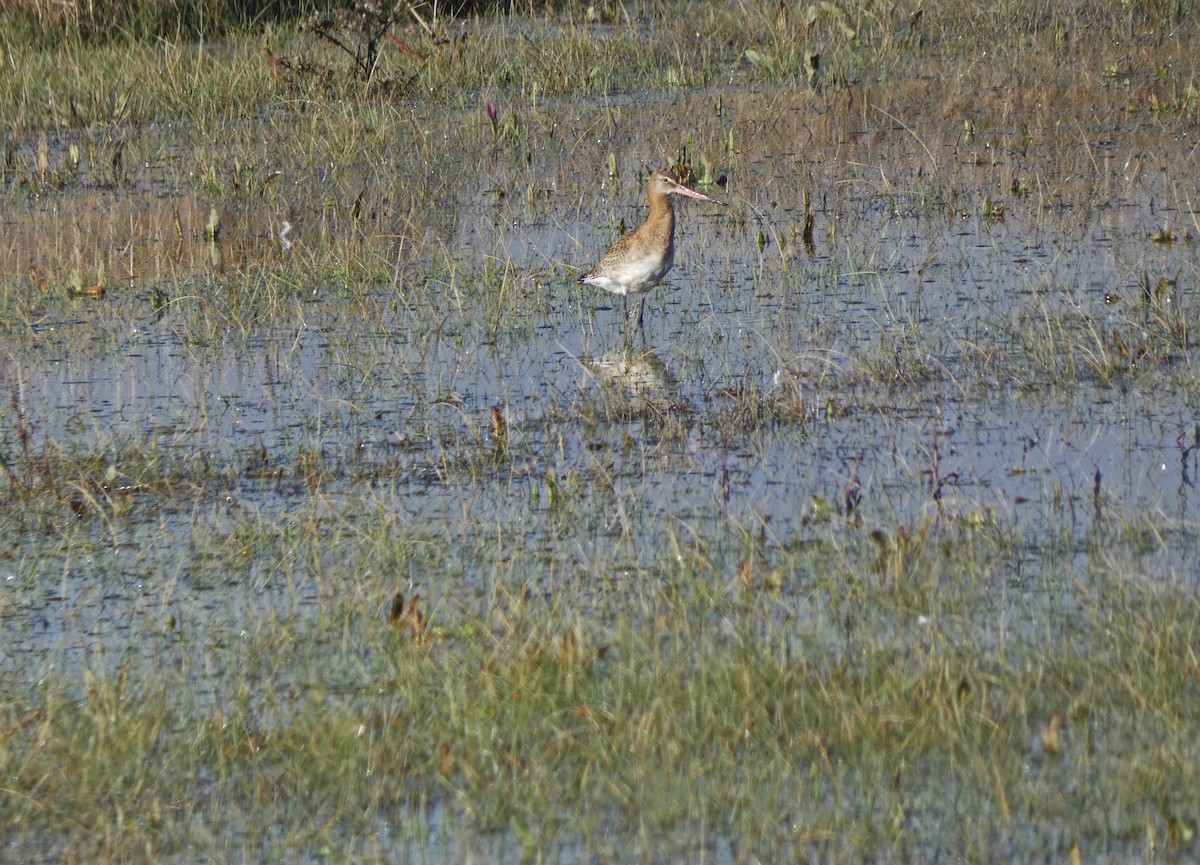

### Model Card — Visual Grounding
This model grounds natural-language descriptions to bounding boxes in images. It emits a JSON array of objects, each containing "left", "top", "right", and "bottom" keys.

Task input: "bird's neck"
[{"left": 645, "top": 194, "right": 675, "bottom": 241}]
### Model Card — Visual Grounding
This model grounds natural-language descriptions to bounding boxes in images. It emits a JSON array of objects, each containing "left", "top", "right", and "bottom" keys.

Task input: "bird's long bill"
[{"left": 673, "top": 183, "right": 726, "bottom": 206}]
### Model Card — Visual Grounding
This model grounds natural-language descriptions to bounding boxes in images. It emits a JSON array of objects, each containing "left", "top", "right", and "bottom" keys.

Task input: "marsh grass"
[
  {"left": 1, "top": 0, "right": 1195, "bottom": 131},
  {"left": 2, "top": 505, "right": 1199, "bottom": 862},
  {"left": 3, "top": 407, "right": 1200, "bottom": 862},
  {"left": 1, "top": 0, "right": 302, "bottom": 42},
  {"left": 3, "top": 0, "right": 1200, "bottom": 862}
]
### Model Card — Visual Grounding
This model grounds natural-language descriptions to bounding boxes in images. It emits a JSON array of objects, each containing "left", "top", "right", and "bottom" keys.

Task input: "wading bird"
[{"left": 580, "top": 169, "right": 723, "bottom": 329}]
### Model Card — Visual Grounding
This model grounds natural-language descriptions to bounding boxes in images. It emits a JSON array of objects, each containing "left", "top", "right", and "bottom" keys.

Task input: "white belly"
[{"left": 584, "top": 245, "right": 674, "bottom": 297}]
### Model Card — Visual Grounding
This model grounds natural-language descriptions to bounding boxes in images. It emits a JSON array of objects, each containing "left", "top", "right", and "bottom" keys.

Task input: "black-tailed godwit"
[{"left": 580, "top": 169, "right": 723, "bottom": 328}]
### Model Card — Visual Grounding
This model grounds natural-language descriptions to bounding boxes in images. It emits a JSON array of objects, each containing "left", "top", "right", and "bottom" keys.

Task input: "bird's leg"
[
  {"left": 622, "top": 295, "right": 631, "bottom": 327},
  {"left": 636, "top": 297, "right": 646, "bottom": 330}
]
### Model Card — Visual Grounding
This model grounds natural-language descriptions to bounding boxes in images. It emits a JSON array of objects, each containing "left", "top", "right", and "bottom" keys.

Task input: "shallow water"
[{"left": 3, "top": 68, "right": 1200, "bottom": 862}]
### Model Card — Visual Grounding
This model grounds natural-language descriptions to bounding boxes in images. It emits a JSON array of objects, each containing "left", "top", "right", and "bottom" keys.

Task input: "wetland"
[{"left": 2, "top": 0, "right": 1200, "bottom": 861}]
